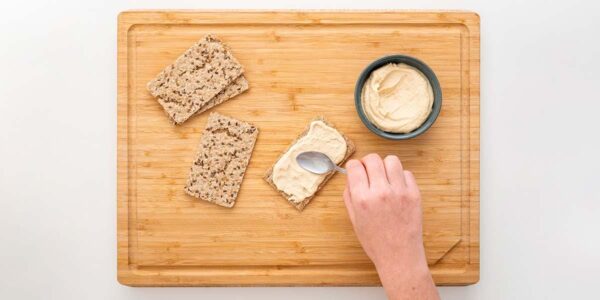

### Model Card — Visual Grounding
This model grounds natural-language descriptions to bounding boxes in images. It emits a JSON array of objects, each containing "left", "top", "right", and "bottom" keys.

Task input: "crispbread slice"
[
  {"left": 147, "top": 35, "right": 244, "bottom": 124},
  {"left": 195, "top": 75, "right": 249, "bottom": 116},
  {"left": 185, "top": 112, "right": 258, "bottom": 208},
  {"left": 264, "top": 117, "right": 355, "bottom": 211}
]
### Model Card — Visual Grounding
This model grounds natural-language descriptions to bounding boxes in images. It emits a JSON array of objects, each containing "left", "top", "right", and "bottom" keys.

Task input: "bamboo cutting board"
[{"left": 117, "top": 10, "right": 480, "bottom": 286}]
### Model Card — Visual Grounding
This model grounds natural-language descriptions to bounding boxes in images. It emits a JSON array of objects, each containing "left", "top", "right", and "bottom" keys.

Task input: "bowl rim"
[{"left": 354, "top": 54, "right": 443, "bottom": 140}]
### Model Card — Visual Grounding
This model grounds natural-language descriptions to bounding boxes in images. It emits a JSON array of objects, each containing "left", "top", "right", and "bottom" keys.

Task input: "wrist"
[
  {"left": 371, "top": 243, "right": 430, "bottom": 283},
  {"left": 375, "top": 255, "right": 429, "bottom": 281},
  {"left": 374, "top": 253, "right": 436, "bottom": 300},
  {"left": 372, "top": 243, "right": 428, "bottom": 272}
]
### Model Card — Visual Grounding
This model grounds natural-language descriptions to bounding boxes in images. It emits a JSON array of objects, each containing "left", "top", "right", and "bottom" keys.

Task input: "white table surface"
[{"left": 1, "top": 0, "right": 599, "bottom": 299}]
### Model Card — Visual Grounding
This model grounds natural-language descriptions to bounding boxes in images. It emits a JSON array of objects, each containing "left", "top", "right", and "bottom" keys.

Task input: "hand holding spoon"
[{"left": 296, "top": 151, "right": 346, "bottom": 175}]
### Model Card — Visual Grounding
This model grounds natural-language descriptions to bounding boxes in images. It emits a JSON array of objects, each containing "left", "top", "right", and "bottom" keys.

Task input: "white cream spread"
[
  {"left": 361, "top": 63, "right": 434, "bottom": 133},
  {"left": 272, "top": 120, "right": 347, "bottom": 203}
]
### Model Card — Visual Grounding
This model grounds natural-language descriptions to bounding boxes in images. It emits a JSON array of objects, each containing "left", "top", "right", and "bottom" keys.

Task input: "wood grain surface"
[{"left": 117, "top": 10, "right": 480, "bottom": 286}]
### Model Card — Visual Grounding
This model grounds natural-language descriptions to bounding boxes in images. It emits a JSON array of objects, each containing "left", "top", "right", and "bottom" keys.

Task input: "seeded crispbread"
[
  {"left": 195, "top": 75, "right": 249, "bottom": 116},
  {"left": 147, "top": 35, "right": 244, "bottom": 124},
  {"left": 185, "top": 112, "right": 258, "bottom": 208},
  {"left": 264, "top": 117, "right": 355, "bottom": 211}
]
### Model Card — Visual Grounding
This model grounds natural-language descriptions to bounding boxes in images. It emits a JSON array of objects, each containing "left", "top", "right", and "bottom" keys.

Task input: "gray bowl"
[{"left": 354, "top": 55, "right": 442, "bottom": 140}]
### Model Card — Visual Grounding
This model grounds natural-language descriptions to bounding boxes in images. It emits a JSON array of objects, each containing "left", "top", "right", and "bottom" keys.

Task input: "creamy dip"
[
  {"left": 272, "top": 120, "right": 347, "bottom": 203},
  {"left": 361, "top": 63, "right": 434, "bottom": 133}
]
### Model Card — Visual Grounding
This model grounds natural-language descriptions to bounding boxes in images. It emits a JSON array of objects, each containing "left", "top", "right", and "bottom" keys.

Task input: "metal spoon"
[{"left": 296, "top": 151, "right": 346, "bottom": 175}]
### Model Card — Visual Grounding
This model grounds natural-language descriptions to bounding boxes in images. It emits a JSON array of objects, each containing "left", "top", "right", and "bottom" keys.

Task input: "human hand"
[{"left": 343, "top": 154, "right": 439, "bottom": 300}]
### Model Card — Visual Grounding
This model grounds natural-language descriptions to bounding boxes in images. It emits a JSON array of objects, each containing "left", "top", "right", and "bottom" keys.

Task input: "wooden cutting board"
[{"left": 117, "top": 10, "right": 480, "bottom": 286}]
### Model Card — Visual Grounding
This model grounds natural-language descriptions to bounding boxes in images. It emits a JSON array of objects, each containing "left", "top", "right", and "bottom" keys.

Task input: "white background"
[{"left": 1, "top": 0, "right": 599, "bottom": 299}]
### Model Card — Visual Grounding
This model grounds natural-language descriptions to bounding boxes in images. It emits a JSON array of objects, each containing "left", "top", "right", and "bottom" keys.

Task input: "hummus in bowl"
[{"left": 355, "top": 55, "right": 442, "bottom": 140}]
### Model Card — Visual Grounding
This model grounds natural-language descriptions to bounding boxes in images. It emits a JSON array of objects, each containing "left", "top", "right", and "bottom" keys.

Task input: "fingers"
[
  {"left": 403, "top": 170, "right": 421, "bottom": 202},
  {"left": 403, "top": 170, "right": 417, "bottom": 188},
  {"left": 383, "top": 155, "right": 406, "bottom": 188},
  {"left": 343, "top": 187, "right": 356, "bottom": 224},
  {"left": 346, "top": 159, "right": 369, "bottom": 198},
  {"left": 361, "top": 154, "right": 389, "bottom": 189}
]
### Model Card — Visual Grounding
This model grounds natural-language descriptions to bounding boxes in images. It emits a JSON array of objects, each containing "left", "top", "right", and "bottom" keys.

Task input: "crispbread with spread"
[{"left": 264, "top": 117, "right": 355, "bottom": 211}]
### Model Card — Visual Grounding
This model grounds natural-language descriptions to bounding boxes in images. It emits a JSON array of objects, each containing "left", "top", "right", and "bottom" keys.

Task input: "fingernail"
[{"left": 346, "top": 159, "right": 359, "bottom": 167}]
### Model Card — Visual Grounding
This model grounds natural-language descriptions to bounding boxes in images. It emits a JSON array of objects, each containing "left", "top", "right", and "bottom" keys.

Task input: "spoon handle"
[{"left": 334, "top": 165, "right": 347, "bottom": 175}]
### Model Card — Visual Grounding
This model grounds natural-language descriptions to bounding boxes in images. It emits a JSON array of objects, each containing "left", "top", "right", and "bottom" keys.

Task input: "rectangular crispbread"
[
  {"left": 264, "top": 117, "right": 355, "bottom": 211},
  {"left": 195, "top": 75, "right": 249, "bottom": 116},
  {"left": 185, "top": 112, "right": 258, "bottom": 208},
  {"left": 147, "top": 35, "right": 245, "bottom": 124}
]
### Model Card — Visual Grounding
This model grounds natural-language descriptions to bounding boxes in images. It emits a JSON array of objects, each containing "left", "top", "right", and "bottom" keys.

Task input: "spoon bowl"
[{"left": 296, "top": 151, "right": 346, "bottom": 175}]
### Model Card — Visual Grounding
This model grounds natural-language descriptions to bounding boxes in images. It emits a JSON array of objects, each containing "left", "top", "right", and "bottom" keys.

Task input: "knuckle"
[
  {"left": 409, "top": 190, "right": 422, "bottom": 203},
  {"left": 355, "top": 191, "right": 369, "bottom": 203},
  {"left": 374, "top": 187, "right": 392, "bottom": 199},
  {"left": 401, "top": 189, "right": 420, "bottom": 203},
  {"left": 358, "top": 200, "right": 369, "bottom": 210},
  {"left": 398, "top": 192, "right": 409, "bottom": 202}
]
